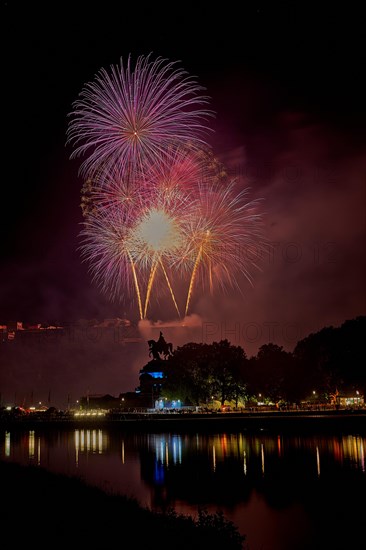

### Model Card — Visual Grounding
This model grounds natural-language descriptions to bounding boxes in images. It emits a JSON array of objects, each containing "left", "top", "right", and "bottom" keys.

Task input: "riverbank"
[
  {"left": 0, "top": 460, "right": 244, "bottom": 549},
  {"left": 1, "top": 409, "right": 366, "bottom": 433}
]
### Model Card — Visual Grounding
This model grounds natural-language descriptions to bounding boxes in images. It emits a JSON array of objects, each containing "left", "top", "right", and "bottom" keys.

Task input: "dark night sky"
[{"left": 1, "top": 3, "right": 365, "bottom": 404}]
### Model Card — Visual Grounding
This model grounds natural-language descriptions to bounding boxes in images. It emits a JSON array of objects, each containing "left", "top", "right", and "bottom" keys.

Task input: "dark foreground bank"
[{"left": 0, "top": 460, "right": 245, "bottom": 549}]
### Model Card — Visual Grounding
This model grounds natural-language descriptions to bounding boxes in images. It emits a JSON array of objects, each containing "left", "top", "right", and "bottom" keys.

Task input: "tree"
[
  {"left": 164, "top": 343, "right": 213, "bottom": 405},
  {"left": 164, "top": 340, "right": 248, "bottom": 407},
  {"left": 209, "top": 340, "right": 247, "bottom": 406},
  {"left": 247, "top": 344, "right": 296, "bottom": 403},
  {"left": 293, "top": 316, "right": 366, "bottom": 400}
]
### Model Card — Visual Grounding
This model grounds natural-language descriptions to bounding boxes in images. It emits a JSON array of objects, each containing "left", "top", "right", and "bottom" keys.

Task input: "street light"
[
  {"left": 355, "top": 390, "right": 360, "bottom": 408},
  {"left": 312, "top": 390, "right": 317, "bottom": 408}
]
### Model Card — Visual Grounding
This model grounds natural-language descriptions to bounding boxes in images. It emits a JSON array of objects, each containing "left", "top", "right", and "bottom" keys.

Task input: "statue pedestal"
[{"left": 138, "top": 359, "right": 167, "bottom": 408}]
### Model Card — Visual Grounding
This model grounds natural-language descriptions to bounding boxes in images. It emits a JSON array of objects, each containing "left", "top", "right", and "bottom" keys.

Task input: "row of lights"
[{"left": 74, "top": 411, "right": 105, "bottom": 417}]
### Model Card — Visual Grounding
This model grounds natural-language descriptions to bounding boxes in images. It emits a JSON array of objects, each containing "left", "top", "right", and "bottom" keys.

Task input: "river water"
[{"left": 1, "top": 428, "right": 365, "bottom": 549}]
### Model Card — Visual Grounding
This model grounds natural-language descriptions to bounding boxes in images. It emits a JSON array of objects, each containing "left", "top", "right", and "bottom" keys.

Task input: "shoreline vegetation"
[
  {"left": 0, "top": 460, "right": 245, "bottom": 549},
  {"left": 1, "top": 409, "right": 366, "bottom": 433}
]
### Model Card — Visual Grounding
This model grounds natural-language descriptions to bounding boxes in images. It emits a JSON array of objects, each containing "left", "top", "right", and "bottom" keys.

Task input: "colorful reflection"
[
  {"left": 1, "top": 431, "right": 365, "bottom": 478},
  {"left": 142, "top": 433, "right": 366, "bottom": 482},
  {"left": 149, "top": 434, "right": 183, "bottom": 466}
]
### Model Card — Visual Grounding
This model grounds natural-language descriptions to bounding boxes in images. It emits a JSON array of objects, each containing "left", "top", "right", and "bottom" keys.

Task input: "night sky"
[{"left": 1, "top": 3, "right": 365, "bottom": 403}]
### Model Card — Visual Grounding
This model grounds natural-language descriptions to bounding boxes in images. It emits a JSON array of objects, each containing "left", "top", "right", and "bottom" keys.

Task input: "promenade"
[{"left": 1, "top": 408, "right": 366, "bottom": 433}]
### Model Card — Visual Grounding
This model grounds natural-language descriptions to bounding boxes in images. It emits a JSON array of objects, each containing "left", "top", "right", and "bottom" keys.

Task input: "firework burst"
[
  {"left": 81, "top": 162, "right": 148, "bottom": 226},
  {"left": 80, "top": 181, "right": 195, "bottom": 319},
  {"left": 146, "top": 145, "right": 210, "bottom": 195},
  {"left": 79, "top": 207, "right": 145, "bottom": 317},
  {"left": 178, "top": 180, "right": 265, "bottom": 315},
  {"left": 70, "top": 54, "right": 265, "bottom": 320},
  {"left": 67, "top": 53, "right": 213, "bottom": 178}
]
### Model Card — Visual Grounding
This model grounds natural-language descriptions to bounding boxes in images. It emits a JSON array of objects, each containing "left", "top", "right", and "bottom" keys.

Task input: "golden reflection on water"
[
  {"left": 28, "top": 430, "right": 35, "bottom": 459},
  {"left": 316, "top": 446, "right": 320, "bottom": 477},
  {"left": 261, "top": 443, "right": 265, "bottom": 476},
  {"left": 342, "top": 435, "right": 365, "bottom": 471},
  {"left": 360, "top": 438, "right": 365, "bottom": 472},
  {"left": 74, "top": 429, "right": 106, "bottom": 465},
  {"left": 5, "top": 431, "right": 10, "bottom": 457}
]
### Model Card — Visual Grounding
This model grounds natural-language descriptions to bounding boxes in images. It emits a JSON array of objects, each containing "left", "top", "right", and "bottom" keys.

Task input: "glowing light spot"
[{"left": 134, "top": 208, "right": 182, "bottom": 254}]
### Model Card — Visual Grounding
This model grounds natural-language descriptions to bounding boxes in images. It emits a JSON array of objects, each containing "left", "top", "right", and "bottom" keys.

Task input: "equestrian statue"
[{"left": 148, "top": 331, "right": 173, "bottom": 360}]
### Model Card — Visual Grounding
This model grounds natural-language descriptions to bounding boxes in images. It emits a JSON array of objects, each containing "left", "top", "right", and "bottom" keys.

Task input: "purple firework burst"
[{"left": 67, "top": 53, "right": 213, "bottom": 178}]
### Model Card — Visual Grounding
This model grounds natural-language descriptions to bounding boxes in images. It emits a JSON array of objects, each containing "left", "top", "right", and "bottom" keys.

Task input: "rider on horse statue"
[{"left": 148, "top": 332, "right": 173, "bottom": 360}]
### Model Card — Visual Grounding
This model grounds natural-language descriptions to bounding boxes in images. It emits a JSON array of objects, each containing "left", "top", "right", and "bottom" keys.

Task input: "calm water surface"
[{"left": 1, "top": 428, "right": 365, "bottom": 549}]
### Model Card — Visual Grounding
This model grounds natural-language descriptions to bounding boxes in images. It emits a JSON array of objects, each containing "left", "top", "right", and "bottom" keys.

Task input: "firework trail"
[
  {"left": 158, "top": 258, "right": 181, "bottom": 318},
  {"left": 126, "top": 249, "right": 144, "bottom": 320},
  {"left": 184, "top": 240, "right": 203, "bottom": 317},
  {"left": 143, "top": 259, "right": 158, "bottom": 319},
  {"left": 67, "top": 53, "right": 213, "bottom": 179}
]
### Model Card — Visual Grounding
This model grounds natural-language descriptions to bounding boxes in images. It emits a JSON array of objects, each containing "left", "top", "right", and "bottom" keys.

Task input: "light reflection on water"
[
  {"left": 2, "top": 429, "right": 366, "bottom": 485},
  {"left": 1, "top": 429, "right": 365, "bottom": 550}
]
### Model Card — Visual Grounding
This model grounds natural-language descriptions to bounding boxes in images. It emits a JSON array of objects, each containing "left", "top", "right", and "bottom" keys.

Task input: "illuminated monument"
[
  {"left": 138, "top": 332, "right": 174, "bottom": 408},
  {"left": 79, "top": 332, "right": 175, "bottom": 410}
]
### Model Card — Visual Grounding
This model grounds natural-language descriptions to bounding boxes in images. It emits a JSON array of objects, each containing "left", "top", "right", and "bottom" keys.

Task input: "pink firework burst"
[
  {"left": 79, "top": 207, "right": 141, "bottom": 306},
  {"left": 86, "top": 162, "right": 148, "bottom": 223},
  {"left": 177, "top": 180, "right": 266, "bottom": 315}
]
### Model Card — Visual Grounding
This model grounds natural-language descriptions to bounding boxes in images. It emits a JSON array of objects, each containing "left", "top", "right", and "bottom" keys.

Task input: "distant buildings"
[
  {"left": 0, "top": 320, "right": 63, "bottom": 342},
  {"left": 0, "top": 318, "right": 141, "bottom": 344}
]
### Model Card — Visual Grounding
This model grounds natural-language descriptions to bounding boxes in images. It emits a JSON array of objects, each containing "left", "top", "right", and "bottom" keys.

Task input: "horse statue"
[{"left": 148, "top": 331, "right": 173, "bottom": 360}]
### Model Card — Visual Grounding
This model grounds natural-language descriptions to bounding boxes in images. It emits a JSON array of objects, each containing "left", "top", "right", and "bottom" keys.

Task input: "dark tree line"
[{"left": 163, "top": 316, "right": 365, "bottom": 406}]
